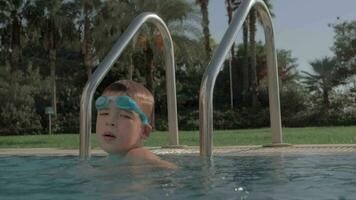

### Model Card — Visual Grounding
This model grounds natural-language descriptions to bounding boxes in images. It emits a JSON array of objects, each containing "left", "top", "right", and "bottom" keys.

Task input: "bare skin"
[{"left": 96, "top": 91, "right": 177, "bottom": 169}]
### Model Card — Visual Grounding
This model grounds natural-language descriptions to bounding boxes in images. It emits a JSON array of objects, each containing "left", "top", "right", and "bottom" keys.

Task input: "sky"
[{"left": 208, "top": 0, "right": 356, "bottom": 73}]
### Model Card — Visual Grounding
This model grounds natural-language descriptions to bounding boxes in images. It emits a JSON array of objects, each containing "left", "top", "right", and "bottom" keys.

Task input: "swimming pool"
[{"left": 1, "top": 153, "right": 356, "bottom": 199}]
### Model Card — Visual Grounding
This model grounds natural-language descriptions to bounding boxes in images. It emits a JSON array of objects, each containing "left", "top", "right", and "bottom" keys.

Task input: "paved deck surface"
[{"left": 1, "top": 144, "right": 356, "bottom": 156}]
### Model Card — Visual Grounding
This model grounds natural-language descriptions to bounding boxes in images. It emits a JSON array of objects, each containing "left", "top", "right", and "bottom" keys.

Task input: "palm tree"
[
  {"left": 128, "top": 0, "right": 197, "bottom": 93},
  {"left": 65, "top": 0, "right": 102, "bottom": 80},
  {"left": 196, "top": 0, "right": 211, "bottom": 59},
  {"left": 302, "top": 57, "right": 346, "bottom": 109},
  {"left": 226, "top": 0, "right": 249, "bottom": 107},
  {"left": 29, "top": 0, "right": 74, "bottom": 118},
  {"left": 82, "top": 0, "right": 93, "bottom": 79},
  {"left": 248, "top": 0, "right": 273, "bottom": 107},
  {"left": 121, "top": 0, "right": 199, "bottom": 128},
  {"left": 330, "top": 20, "right": 356, "bottom": 75},
  {"left": 86, "top": 0, "right": 198, "bottom": 127},
  {"left": 0, "top": 0, "right": 31, "bottom": 73},
  {"left": 241, "top": 16, "right": 249, "bottom": 105},
  {"left": 69, "top": 0, "right": 197, "bottom": 90},
  {"left": 94, "top": 0, "right": 134, "bottom": 79},
  {"left": 248, "top": 7, "right": 258, "bottom": 106},
  {"left": 229, "top": 0, "right": 274, "bottom": 107},
  {"left": 225, "top": 0, "right": 234, "bottom": 55},
  {"left": 82, "top": 0, "right": 102, "bottom": 79},
  {"left": 257, "top": 48, "right": 300, "bottom": 88},
  {"left": 276, "top": 49, "right": 300, "bottom": 84},
  {"left": 225, "top": 0, "right": 234, "bottom": 109}
]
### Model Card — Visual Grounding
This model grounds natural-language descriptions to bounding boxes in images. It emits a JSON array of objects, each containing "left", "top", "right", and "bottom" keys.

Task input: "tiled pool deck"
[{"left": 1, "top": 144, "right": 356, "bottom": 156}]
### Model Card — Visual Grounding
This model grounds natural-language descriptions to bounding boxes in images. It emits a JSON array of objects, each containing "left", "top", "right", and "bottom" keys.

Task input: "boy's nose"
[
  {"left": 106, "top": 109, "right": 116, "bottom": 127},
  {"left": 105, "top": 122, "right": 115, "bottom": 127}
]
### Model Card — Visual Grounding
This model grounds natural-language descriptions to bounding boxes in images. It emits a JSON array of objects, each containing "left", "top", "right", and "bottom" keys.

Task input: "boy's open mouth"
[{"left": 102, "top": 132, "right": 116, "bottom": 141}]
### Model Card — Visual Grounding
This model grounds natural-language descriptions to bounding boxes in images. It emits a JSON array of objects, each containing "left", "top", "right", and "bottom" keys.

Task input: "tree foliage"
[
  {"left": 0, "top": 65, "right": 49, "bottom": 135},
  {"left": 0, "top": 1, "right": 354, "bottom": 134},
  {"left": 331, "top": 20, "right": 356, "bottom": 72},
  {"left": 302, "top": 57, "right": 347, "bottom": 108}
]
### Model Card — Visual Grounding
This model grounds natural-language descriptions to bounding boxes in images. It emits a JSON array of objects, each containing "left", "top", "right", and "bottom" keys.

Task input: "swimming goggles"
[{"left": 95, "top": 95, "right": 149, "bottom": 125}]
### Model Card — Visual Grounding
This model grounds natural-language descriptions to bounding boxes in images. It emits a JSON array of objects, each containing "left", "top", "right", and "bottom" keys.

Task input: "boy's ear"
[{"left": 141, "top": 125, "right": 152, "bottom": 139}]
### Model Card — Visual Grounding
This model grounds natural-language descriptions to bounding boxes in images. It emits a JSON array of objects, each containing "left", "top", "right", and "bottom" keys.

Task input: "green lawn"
[{"left": 0, "top": 126, "right": 355, "bottom": 149}]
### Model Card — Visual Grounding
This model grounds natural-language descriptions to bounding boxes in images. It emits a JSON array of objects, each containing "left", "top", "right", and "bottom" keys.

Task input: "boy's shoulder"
[
  {"left": 126, "top": 147, "right": 157, "bottom": 160},
  {"left": 126, "top": 148, "right": 177, "bottom": 169}
]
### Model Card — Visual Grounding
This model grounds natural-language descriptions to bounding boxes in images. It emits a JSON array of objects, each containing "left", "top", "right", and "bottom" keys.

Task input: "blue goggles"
[{"left": 95, "top": 95, "right": 149, "bottom": 125}]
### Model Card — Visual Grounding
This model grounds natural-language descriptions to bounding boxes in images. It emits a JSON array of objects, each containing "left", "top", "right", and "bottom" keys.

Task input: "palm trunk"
[
  {"left": 199, "top": 0, "right": 212, "bottom": 59},
  {"left": 144, "top": 45, "right": 154, "bottom": 93},
  {"left": 83, "top": 0, "right": 94, "bottom": 80},
  {"left": 49, "top": 49, "right": 57, "bottom": 118},
  {"left": 249, "top": 8, "right": 258, "bottom": 107},
  {"left": 10, "top": 16, "right": 21, "bottom": 73},
  {"left": 226, "top": 0, "right": 234, "bottom": 109},
  {"left": 47, "top": 17, "right": 58, "bottom": 118},
  {"left": 322, "top": 89, "right": 330, "bottom": 109},
  {"left": 1, "top": 27, "right": 11, "bottom": 71},
  {"left": 242, "top": 21, "right": 249, "bottom": 105},
  {"left": 144, "top": 44, "right": 155, "bottom": 128},
  {"left": 226, "top": 0, "right": 234, "bottom": 57}
]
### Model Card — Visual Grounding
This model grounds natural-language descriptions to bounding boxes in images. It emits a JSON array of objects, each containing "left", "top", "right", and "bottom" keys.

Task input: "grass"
[{"left": 0, "top": 126, "right": 355, "bottom": 149}]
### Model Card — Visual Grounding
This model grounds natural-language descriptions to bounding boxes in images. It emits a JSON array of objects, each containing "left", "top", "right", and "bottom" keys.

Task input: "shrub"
[{"left": 0, "top": 66, "right": 48, "bottom": 135}]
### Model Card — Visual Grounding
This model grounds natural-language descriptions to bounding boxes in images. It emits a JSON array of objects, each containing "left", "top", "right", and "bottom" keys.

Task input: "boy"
[{"left": 95, "top": 80, "right": 177, "bottom": 169}]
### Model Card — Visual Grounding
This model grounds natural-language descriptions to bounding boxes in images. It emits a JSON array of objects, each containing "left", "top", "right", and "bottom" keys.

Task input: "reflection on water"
[{"left": 1, "top": 153, "right": 356, "bottom": 199}]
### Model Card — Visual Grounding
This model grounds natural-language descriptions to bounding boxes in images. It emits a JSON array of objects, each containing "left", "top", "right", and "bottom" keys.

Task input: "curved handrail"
[
  {"left": 79, "top": 12, "right": 179, "bottom": 160},
  {"left": 199, "top": 0, "right": 283, "bottom": 157}
]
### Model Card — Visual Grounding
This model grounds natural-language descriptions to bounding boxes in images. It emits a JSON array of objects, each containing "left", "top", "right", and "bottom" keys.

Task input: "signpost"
[{"left": 45, "top": 107, "right": 54, "bottom": 135}]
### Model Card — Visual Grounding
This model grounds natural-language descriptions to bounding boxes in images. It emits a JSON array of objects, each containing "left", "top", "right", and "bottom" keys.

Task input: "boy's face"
[{"left": 95, "top": 91, "right": 151, "bottom": 154}]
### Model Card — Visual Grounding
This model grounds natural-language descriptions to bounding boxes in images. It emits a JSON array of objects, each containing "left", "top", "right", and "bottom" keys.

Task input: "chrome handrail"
[
  {"left": 199, "top": 0, "right": 283, "bottom": 157},
  {"left": 79, "top": 12, "right": 179, "bottom": 160}
]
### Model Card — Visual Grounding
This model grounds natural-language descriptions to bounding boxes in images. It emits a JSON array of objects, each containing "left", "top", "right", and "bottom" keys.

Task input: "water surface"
[{"left": 1, "top": 153, "right": 356, "bottom": 200}]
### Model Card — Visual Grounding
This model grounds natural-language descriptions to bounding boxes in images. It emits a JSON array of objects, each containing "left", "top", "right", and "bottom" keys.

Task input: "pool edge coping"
[{"left": 1, "top": 144, "right": 356, "bottom": 156}]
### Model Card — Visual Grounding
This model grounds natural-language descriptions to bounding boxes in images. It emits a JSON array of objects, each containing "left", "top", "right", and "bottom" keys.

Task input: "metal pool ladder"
[
  {"left": 79, "top": 12, "right": 179, "bottom": 160},
  {"left": 199, "top": 0, "right": 286, "bottom": 158}
]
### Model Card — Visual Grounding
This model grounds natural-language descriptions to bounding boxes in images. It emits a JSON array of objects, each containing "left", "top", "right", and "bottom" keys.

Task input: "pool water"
[{"left": 1, "top": 153, "right": 356, "bottom": 200}]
